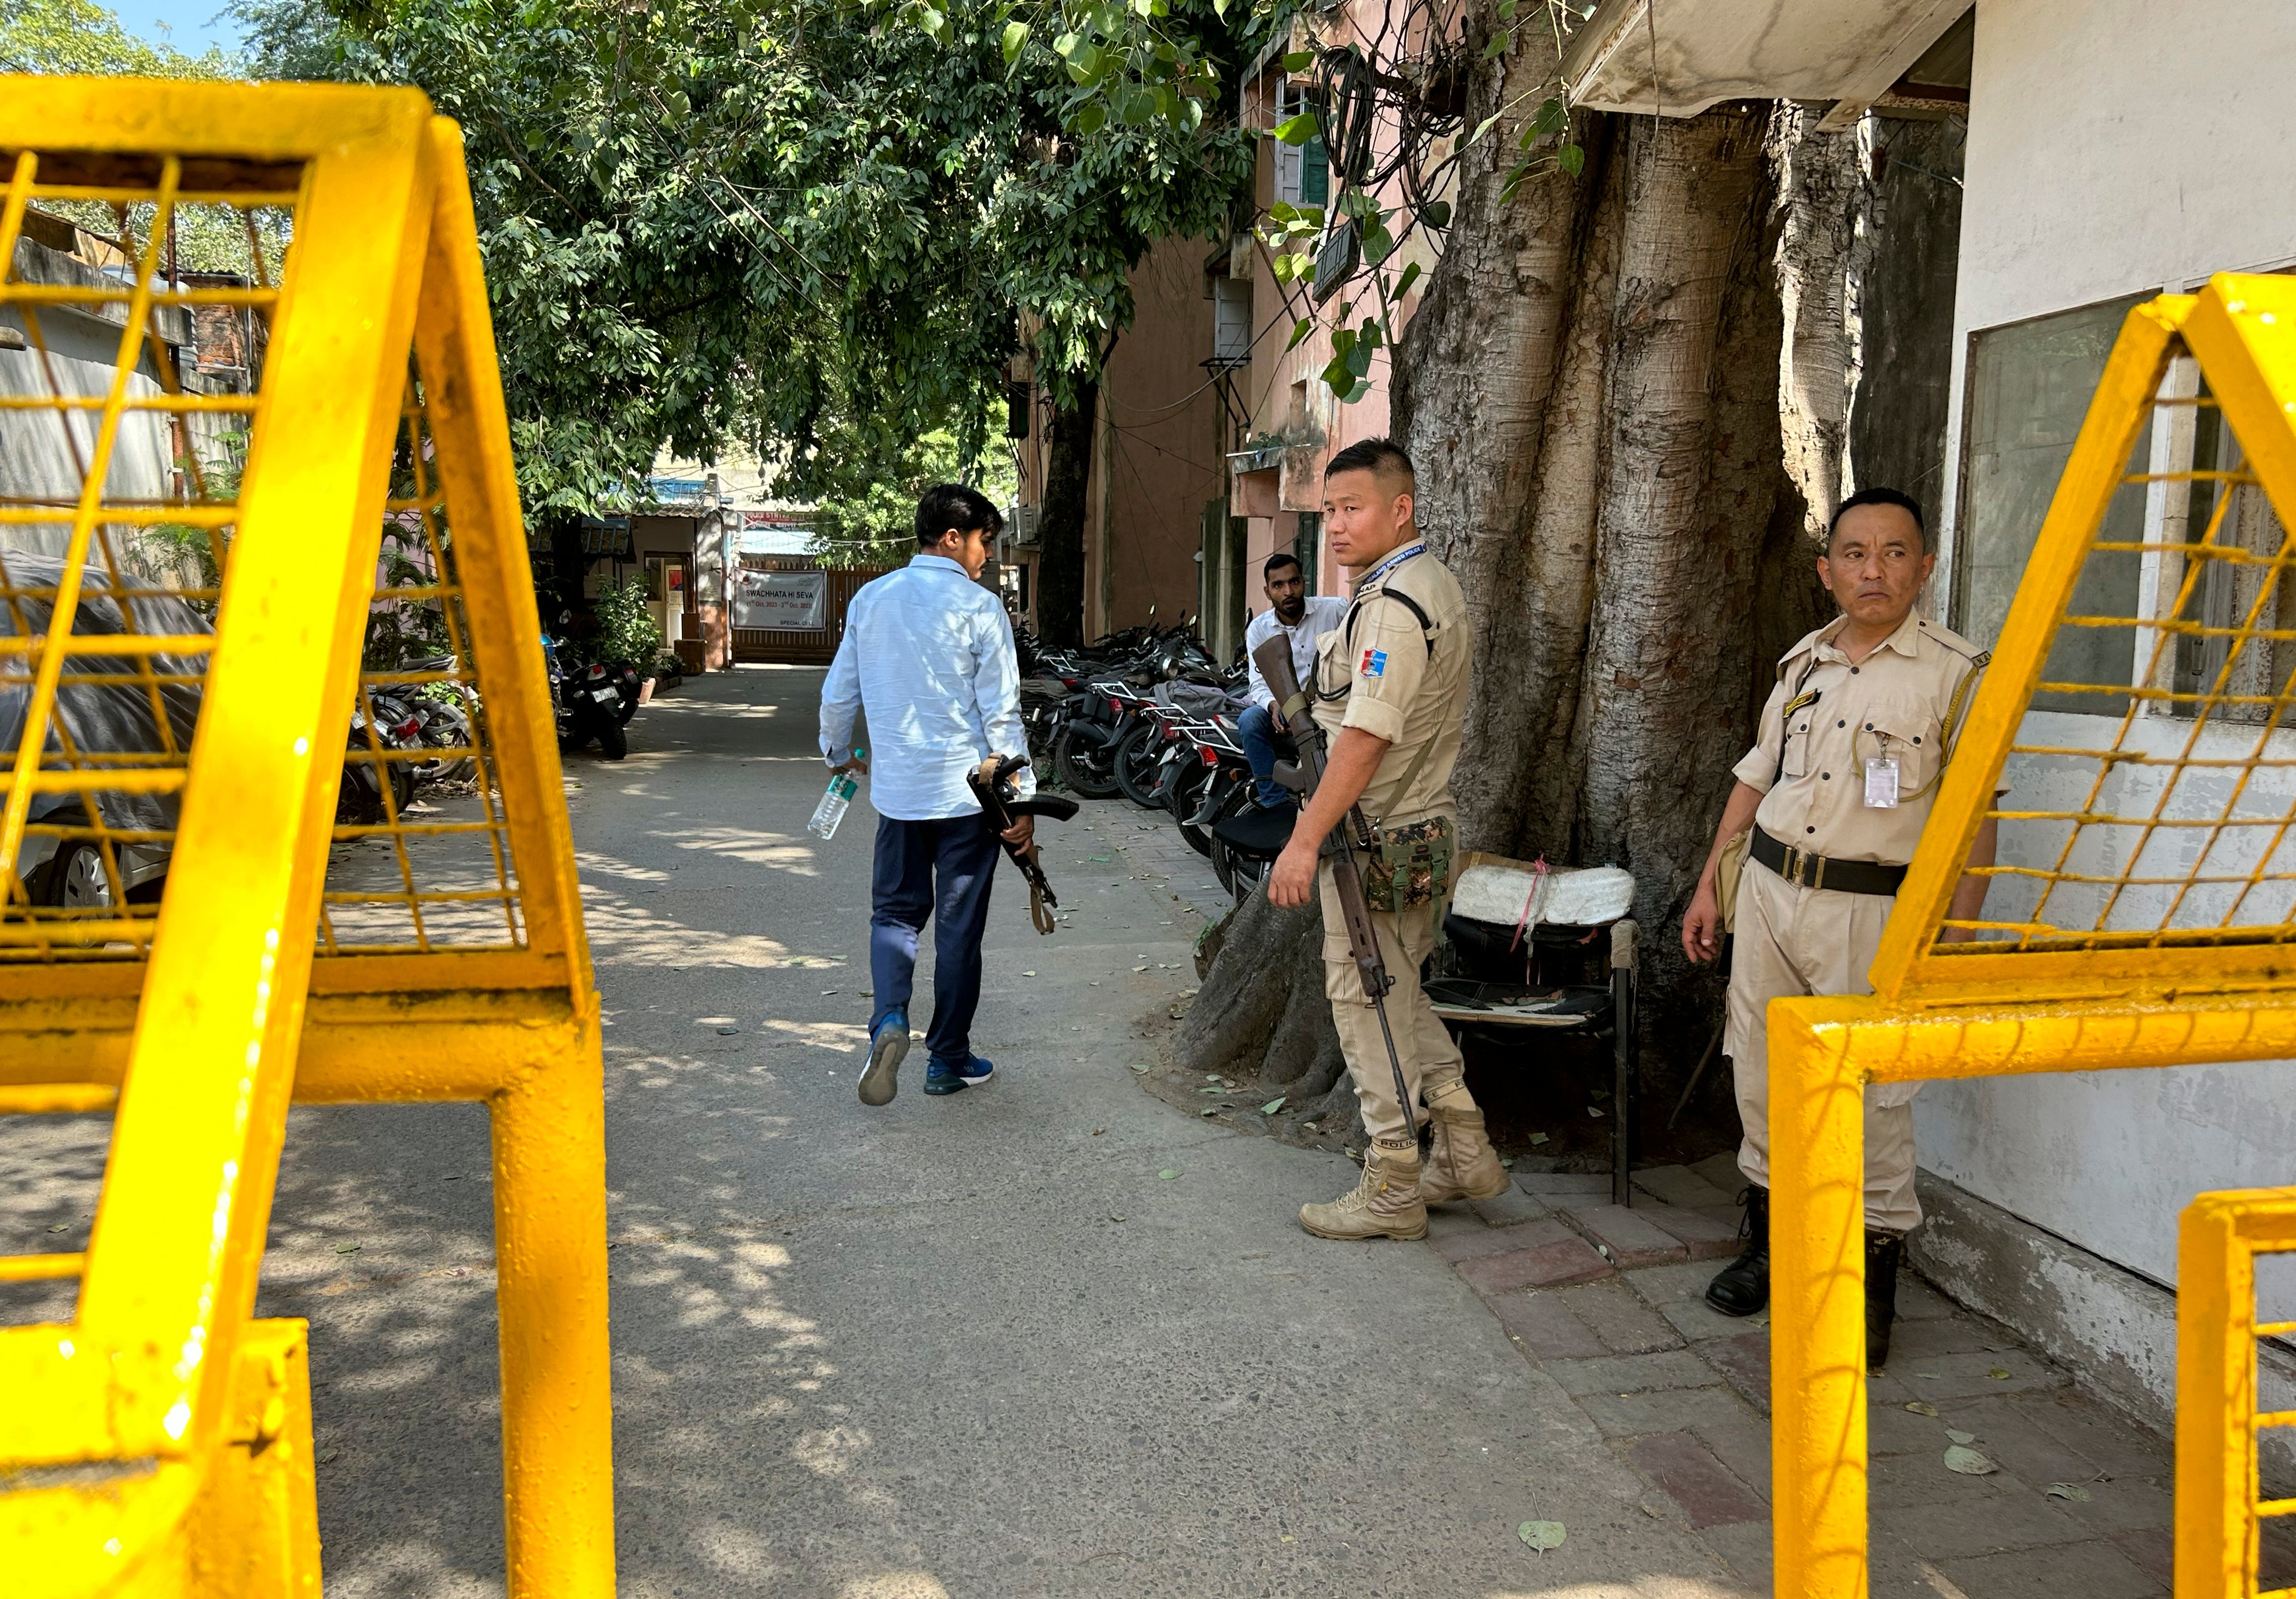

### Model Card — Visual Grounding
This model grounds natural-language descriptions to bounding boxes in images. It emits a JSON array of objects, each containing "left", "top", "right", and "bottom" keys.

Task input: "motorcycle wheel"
[
  {"left": 418, "top": 723, "right": 476, "bottom": 786},
  {"left": 1206, "top": 781, "right": 1265, "bottom": 902},
  {"left": 1113, "top": 722, "right": 1167, "bottom": 810},
  {"left": 597, "top": 715, "right": 628, "bottom": 761},
  {"left": 1053, "top": 725, "right": 1122, "bottom": 800},
  {"left": 1171, "top": 764, "right": 1218, "bottom": 858}
]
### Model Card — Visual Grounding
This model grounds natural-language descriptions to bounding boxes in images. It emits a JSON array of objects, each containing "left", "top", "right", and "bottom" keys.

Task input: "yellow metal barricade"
[
  {"left": 0, "top": 80, "right": 611, "bottom": 1596},
  {"left": 2179, "top": 1188, "right": 2296, "bottom": 1599},
  {"left": 1766, "top": 271, "right": 2296, "bottom": 1599}
]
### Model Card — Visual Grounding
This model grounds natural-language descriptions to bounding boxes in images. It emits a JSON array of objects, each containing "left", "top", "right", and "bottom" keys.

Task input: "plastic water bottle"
[{"left": 809, "top": 748, "right": 865, "bottom": 840}]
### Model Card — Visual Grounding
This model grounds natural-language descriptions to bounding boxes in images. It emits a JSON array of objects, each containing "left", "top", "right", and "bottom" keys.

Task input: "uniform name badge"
[{"left": 1863, "top": 754, "right": 1901, "bottom": 808}]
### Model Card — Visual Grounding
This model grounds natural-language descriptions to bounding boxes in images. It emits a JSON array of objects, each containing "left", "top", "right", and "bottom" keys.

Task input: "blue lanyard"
[{"left": 1358, "top": 542, "right": 1425, "bottom": 590}]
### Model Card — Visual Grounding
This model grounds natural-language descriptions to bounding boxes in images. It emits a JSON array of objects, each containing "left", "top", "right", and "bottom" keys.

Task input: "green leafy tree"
[{"left": 0, "top": 0, "right": 232, "bottom": 75}]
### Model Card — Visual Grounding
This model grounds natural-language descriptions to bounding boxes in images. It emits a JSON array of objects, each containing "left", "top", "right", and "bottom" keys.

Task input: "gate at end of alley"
[{"left": 730, "top": 557, "right": 893, "bottom": 666}]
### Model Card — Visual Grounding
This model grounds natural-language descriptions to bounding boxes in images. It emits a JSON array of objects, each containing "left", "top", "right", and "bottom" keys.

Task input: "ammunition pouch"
[{"left": 1362, "top": 814, "right": 1454, "bottom": 914}]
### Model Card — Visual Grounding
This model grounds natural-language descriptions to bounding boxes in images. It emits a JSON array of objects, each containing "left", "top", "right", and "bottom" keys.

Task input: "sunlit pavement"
[
  {"left": 0, "top": 663, "right": 2204, "bottom": 1598},
  {"left": 2, "top": 665, "right": 1751, "bottom": 1598}
]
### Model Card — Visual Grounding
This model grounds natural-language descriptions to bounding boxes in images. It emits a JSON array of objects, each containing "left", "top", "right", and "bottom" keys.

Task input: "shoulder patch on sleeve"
[{"left": 1360, "top": 647, "right": 1388, "bottom": 679}]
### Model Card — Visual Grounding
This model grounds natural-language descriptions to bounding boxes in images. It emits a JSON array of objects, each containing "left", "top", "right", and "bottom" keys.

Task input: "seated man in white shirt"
[
  {"left": 820, "top": 484, "right": 1034, "bottom": 1105},
  {"left": 1239, "top": 552, "right": 1349, "bottom": 808}
]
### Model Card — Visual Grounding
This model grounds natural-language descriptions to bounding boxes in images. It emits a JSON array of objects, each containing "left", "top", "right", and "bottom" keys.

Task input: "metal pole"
[{"left": 1769, "top": 1002, "right": 1869, "bottom": 1599}]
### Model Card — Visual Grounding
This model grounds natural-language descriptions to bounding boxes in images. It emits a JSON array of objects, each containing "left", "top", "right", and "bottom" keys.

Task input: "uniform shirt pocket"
[
  {"left": 1780, "top": 710, "right": 1816, "bottom": 780},
  {"left": 1858, "top": 698, "right": 1941, "bottom": 799}
]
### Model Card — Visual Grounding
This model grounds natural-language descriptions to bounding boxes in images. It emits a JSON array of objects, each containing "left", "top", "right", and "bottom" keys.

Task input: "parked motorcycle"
[{"left": 543, "top": 633, "right": 628, "bottom": 760}]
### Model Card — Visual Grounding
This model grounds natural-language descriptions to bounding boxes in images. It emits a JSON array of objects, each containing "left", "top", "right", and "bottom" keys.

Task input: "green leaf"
[
  {"left": 1496, "top": 0, "right": 1517, "bottom": 18},
  {"left": 1261, "top": 1097, "right": 1285, "bottom": 1114},
  {"left": 1319, "top": 352, "right": 1353, "bottom": 391},
  {"left": 1329, "top": 327, "right": 1355, "bottom": 360},
  {"left": 1481, "top": 29, "right": 1510, "bottom": 60},
  {"left": 1534, "top": 95, "right": 1568, "bottom": 138},
  {"left": 1421, "top": 199, "right": 1452, "bottom": 229},
  {"left": 1558, "top": 142, "right": 1586, "bottom": 179},
  {"left": 1002, "top": 20, "right": 1028, "bottom": 65},
  {"left": 1158, "top": 1168, "right": 1181, "bottom": 1179},
  {"left": 1272, "top": 111, "right": 1320, "bottom": 146},
  {"left": 1395, "top": 260, "right": 1422, "bottom": 300},
  {"left": 1285, "top": 317, "right": 1316, "bottom": 351},
  {"left": 1519, "top": 1520, "right": 1566, "bottom": 1552},
  {"left": 1282, "top": 49, "right": 1314, "bottom": 71},
  {"left": 916, "top": 5, "right": 945, "bottom": 38},
  {"left": 1346, "top": 339, "right": 1373, "bottom": 379},
  {"left": 1467, "top": 113, "right": 1501, "bottom": 148},
  {"left": 1075, "top": 101, "right": 1107, "bottom": 135},
  {"left": 1944, "top": 1446, "right": 1998, "bottom": 1476},
  {"left": 2046, "top": 1482, "right": 2093, "bottom": 1502}
]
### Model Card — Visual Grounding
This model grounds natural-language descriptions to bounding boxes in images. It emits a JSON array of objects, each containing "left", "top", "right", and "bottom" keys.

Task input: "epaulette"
[{"left": 1916, "top": 616, "right": 1992, "bottom": 669}]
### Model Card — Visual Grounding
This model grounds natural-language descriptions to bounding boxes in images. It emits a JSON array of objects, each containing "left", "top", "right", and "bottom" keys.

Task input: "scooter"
[{"left": 542, "top": 633, "right": 627, "bottom": 760}]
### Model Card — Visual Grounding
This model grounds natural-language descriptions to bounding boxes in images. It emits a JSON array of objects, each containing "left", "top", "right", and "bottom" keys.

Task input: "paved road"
[
  {"left": 3, "top": 664, "right": 1737, "bottom": 1598},
  {"left": 1, "top": 657, "right": 2214, "bottom": 1599}
]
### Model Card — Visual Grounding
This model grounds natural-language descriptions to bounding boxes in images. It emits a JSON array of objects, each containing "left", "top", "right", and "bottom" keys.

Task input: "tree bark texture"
[
  {"left": 1174, "top": 894, "right": 1362, "bottom": 1147},
  {"left": 1186, "top": 19, "right": 1884, "bottom": 1115},
  {"left": 1038, "top": 377, "right": 1098, "bottom": 648}
]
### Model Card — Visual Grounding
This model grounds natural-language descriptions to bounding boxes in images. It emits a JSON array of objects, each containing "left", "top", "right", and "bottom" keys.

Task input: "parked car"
[{"left": 0, "top": 555, "right": 206, "bottom": 910}]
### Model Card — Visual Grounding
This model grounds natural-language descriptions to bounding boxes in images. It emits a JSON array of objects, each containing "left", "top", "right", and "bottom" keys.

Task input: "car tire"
[{"left": 34, "top": 840, "right": 115, "bottom": 909}]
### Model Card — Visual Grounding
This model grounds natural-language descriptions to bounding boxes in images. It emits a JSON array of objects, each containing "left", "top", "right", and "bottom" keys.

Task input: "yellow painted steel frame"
[
  {"left": 0, "top": 81, "right": 611, "bottom": 1597},
  {"left": 1768, "top": 274, "right": 2296, "bottom": 1599},
  {"left": 2177, "top": 1188, "right": 2296, "bottom": 1599}
]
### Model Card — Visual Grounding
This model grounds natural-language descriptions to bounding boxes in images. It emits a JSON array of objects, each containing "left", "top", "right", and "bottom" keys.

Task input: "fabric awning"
[{"left": 1561, "top": 0, "right": 1968, "bottom": 117}]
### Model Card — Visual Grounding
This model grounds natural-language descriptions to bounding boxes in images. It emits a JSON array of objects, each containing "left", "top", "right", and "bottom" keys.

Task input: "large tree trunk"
[
  {"left": 1038, "top": 377, "right": 1099, "bottom": 648},
  {"left": 1182, "top": 17, "right": 1852, "bottom": 1138}
]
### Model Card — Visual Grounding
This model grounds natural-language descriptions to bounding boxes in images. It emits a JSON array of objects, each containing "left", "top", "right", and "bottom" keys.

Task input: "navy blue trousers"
[
  {"left": 869, "top": 813, "right": 1000, "bottom": 1068},
  {"left": 1237, "top": 703, "right": 1290, "bottom": 808}
]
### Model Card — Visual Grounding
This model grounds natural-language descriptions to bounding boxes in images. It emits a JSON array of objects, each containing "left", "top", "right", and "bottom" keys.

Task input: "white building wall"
[{"left": 1920, "top": 0, "right": 2296, "bottom": 1337}]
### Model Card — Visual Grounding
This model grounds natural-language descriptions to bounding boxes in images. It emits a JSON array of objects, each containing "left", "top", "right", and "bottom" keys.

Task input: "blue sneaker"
[
  {"left": 923, "top": 1056, "right": 994, "bottom": 1096},
  {"left": 858, "top": 1010, "right": 909, "bottom": 1107}
]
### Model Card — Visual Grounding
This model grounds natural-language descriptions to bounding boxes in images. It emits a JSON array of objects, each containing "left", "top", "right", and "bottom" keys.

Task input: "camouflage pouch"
[{"left": 1363, "top": 815, "right": 1454, "bottom": 914}]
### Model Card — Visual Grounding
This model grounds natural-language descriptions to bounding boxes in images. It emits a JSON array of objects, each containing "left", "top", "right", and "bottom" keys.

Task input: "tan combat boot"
[
  {"left": 1418, "top": 1080, "right": 1512, "bottom": 1205},
  {"left": 1299, "top": 1138, "right": 1428, "bottom": 1241}
]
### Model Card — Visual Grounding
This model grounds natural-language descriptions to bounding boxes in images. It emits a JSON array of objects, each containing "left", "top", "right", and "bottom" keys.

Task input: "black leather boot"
[
  {"left": 1866, "top": 1227, "right": 1906, "bottom": 1369},
  {"left": 1704, "top": 1185, "right": 1769, "bottom": 1317}
]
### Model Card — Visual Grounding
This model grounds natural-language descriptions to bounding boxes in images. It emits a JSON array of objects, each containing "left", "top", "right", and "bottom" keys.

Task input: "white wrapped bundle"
[{"left": 1452, "top": 862, "right": 1635, "bottom": 931}]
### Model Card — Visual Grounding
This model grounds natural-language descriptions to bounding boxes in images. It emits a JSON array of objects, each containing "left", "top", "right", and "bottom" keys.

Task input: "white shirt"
[
  {"left": 1244, "top": 595, "right": 1350, "bottom": 711},
  {"left": 819, "top": 554, "right": 1034, "bottom": 821}
]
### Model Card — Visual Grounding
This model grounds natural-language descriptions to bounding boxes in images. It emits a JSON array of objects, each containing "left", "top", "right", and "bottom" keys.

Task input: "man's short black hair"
[
  {"left": 1263, "top": 551, "right": 1302, "bottom": 580},
  {"left": 915, "top": 483, "right": 1005, "bottom": 548},
  {"left": 1828, "top": 486, "right": 1925, "bottom": 550},
  {"left": 1324, "top": 437, "right": 1415, "bottom": 489}
]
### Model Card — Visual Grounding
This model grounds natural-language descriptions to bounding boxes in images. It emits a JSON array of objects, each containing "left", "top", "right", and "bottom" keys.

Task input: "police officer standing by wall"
[
  {"left": 1681, "top": 487, "right": 1999, "bottom": 1366},
  {"left": 1266, "top": 439, "right": 1507, "bottom": 1241}
]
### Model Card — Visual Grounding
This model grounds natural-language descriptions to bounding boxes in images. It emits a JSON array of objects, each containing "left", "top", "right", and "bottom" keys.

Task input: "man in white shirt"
[
  {"left": 1239, "top": 552, "right": 1349, "bottom": 808},
  {"left": 820, "top": 484, "right": 1034, "bottom": 1106}
]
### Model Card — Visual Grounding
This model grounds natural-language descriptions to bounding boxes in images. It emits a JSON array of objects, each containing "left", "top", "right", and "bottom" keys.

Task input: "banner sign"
[{"left": 732, "top": 568, "right": 828, "bottom": 630}]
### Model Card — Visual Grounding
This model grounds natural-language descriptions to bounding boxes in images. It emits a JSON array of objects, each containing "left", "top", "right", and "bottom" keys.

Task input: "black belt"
[{"left": 1749, "top": 828, "right": 1906, "bottom": 897}]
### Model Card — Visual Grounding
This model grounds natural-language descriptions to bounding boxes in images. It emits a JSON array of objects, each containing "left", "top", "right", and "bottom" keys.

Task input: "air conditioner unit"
[{"left": 1008, "top": 505, "right": 1042, "bottom": 547}]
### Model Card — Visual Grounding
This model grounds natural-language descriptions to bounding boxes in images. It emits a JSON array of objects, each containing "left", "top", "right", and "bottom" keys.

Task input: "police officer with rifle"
[{"left": 1263, "top": 440, "right": 1507, "bottom": 1241}]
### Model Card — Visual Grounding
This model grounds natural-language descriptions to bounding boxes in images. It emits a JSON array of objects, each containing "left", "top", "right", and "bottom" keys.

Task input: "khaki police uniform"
[
  {"left": 1726, "top": 609, "right": 1988, "bottom": 1232},
  {"left": 1308, "top": 543, "right": 1474, "bottom": 1145}
]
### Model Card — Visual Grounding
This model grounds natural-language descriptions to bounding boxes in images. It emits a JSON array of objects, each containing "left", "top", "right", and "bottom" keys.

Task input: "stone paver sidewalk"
[
  {"left": 1094, "top": 793, "right": 2224, "bottom": 1598},
  {"left": 1441, "top": 1156, "right": 2188, "bottom": 1599}
]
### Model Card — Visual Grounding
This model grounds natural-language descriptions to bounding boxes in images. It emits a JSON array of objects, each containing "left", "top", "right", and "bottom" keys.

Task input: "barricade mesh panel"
[
  {"left": 0, "top": 145, "right": 526, "bottom": 961},
  {"left": 1950, "top": 346, "right": 2296, "bottom": 954}
]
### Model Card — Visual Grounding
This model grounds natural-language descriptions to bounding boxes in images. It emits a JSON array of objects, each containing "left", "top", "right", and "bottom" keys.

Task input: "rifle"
[
  {"left": 1252, "top": 637, "right": 1420, "bottom": 1149},
  {"left": 968, "top": 753, "right": 1080, "bottom": 935}
]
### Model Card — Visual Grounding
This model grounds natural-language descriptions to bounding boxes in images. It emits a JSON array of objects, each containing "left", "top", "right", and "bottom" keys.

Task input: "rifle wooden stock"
[
  {"left": 969, "top": 754, "right": 1075, "bottom": 935},
  {"left": 1251, "top": 636, "right": 1419, "bottom": 1145}
]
